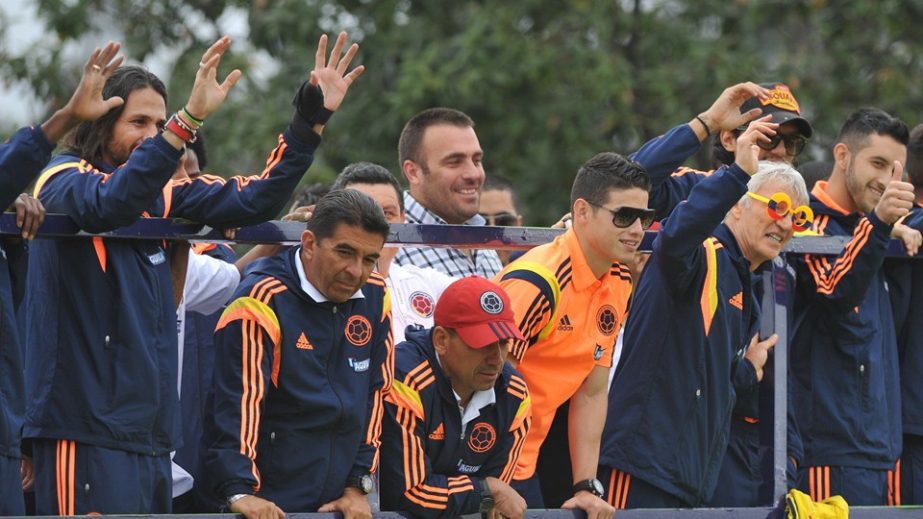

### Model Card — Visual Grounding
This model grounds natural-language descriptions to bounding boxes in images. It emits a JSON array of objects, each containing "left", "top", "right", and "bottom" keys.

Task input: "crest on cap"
[
  {"left": 479, "top": 291, "right": 504, "bottom": 314},
  {"left": 761, "top": 84, "right": 801, "bottom": 114}
]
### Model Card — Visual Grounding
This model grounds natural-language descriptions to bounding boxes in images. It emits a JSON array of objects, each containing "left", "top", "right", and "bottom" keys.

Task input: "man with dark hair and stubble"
[
  {"left": 23, "top": 33, "right": 365, "bottom": 514},
  {"left": 206, "top": 189, "right": 393, "bottom": 519},
  {"left": 332, "top": 162, "right": 456, "bottom": 344},
  {"left": 790, "top": 107, "right": 913, "bottom": 505},
  {"left": 495, "top": 152, "right": 652, "bottom": 519},
  {"left": 394, "top": 108, "right": 504, "bottom": 277}
]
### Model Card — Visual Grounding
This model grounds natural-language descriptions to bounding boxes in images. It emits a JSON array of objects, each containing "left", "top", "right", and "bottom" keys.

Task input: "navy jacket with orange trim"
[
  {"left": 629, "top": 123, "right": 710, "bottom": 220},
  {"left": 23, "top": 129, "right": 320, "bottom": 456},
  {"left": 888, "top": 207, "right": 923, "bottom": 437},
  {"left": 630, "top": 122, "right": 804, "bottom": 463},
  {"left": 790, "top": 182, "right": 901, "bottom": 469},
  {"left": 0, "top": 126, "right": 56, "bottom": 459},
  {"left": 205, "top": 247, "right": 393, "bottom": 510},
  {"left": 379, "top": 327, "right": 531, "bottom": 518},
  {"left": 600, "top": 164, "right": 761, "bottom": 506}
]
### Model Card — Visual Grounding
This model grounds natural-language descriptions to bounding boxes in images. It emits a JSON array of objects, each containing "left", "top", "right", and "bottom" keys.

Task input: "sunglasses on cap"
[
  {"left": 586, "top": 201, "right": 656, "bottom": 230},
  {"left": 756, "top": 132, "right": 807, "bottom": 157},
  {"left": 745, "top": 191, "right": 814, "bottom": 232},
  {"left": 479, "top": 212, "right": 520, "bottom": 227}
]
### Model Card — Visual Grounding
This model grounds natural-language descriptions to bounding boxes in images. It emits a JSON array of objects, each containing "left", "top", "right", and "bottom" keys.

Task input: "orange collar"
[
  {"left": 563, "top": 228, "right": 605, "bottom": 292},
  {"left": 811, "top": 180, "right": 853, "bottom": 216}
]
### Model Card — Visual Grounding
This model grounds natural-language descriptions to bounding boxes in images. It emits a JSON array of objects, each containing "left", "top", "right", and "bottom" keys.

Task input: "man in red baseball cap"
[{"left": 379, "top": 276, "right": 533, "bottom": 519}]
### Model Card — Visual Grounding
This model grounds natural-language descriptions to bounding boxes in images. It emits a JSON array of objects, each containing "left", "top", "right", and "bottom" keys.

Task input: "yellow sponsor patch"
[{"left": 762, "top": 84, "right": 801, "bottom": 114}]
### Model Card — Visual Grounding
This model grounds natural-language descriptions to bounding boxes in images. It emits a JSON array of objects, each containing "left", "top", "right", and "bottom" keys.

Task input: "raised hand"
[
  {"left": 311, "top": 32, "right": 365, "bottom": 112},
  {"left": 874, "top": 161, "right": 915, "bottom": 225},
  {"left": 184, "top": 36, "right": 243, "bottom": 121},
  {"left": 66, "top": 42, "right": 125, "bottom": 121},
  {"left": 733, "top": 115, "right": 777, "bottom": 175},
  {"left": 42, "top": 41, "right": 125, "bottom": 142},
  {"left": 698, "top": 82, "right": 770, "bottom": 134}
]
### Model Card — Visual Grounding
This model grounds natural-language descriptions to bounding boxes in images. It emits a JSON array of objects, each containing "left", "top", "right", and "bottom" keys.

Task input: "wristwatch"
[
  {"left": 572, "top": 478, "right": 605, "bottom": 498},
  {"left": 478, "top": 478, "right": 495, "bottom": 513},
  {"left": 346, "top": 473, "right": 375, "bottom": 494}
]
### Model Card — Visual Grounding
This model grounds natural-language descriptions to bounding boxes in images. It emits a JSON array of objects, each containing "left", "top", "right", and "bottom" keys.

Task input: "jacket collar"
[
  {"left": 562, "top": 228, "right": 606, "bottom": 292},
  {"left": 713, "top": 223, "right": 749, "bottom": 269},
  {"left": 811, "top": 180, "right": 855, "bottom": 217}
]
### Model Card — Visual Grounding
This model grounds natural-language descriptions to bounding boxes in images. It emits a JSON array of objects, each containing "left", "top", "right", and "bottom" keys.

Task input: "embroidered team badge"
[
  {"left": 468, "top": 422, "right": 496, "bottom": 453},
  {"left": 596, "top": 305, "right": 618, "bottom": 336},
  {"left": 409, "top": 291, "right": 435, "bottom": 318},
  {"left": 479, "top": 291, "right": 504, "bottom": 314},
  {"left": 345, "top": 315, "right": 372, "bottom": 347}
]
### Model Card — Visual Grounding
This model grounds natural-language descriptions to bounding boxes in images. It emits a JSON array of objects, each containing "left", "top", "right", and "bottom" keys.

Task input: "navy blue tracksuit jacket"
[
  {"left": 24, "top": 128, "right": 320, "bottom": 456},
  {"left": 206, "top": 247, "right": 393, "bottom": 510},
  {"left": 0, "top": 126, "right": 57, "bottom": 514},
  {"left": 0, "top": 126, "right": 55, "bottom": 461},
  {"left": 599, "top": 164, "right": 759, "bottom": 505},
  {"left": 379, "top": 327, "right": 532, "bottom": 518},
  {"left": 630, "top": 123, "right": 804, "bottom": 482},
  {"left": 887, "top": 207, "right": 923, "bottom": 439},
  {"left": 790, "top": 182, "right": 901, "bottom": 470}
]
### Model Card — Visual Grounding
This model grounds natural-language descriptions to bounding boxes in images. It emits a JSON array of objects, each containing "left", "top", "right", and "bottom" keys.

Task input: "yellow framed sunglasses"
[{"left": 745, "top": 191, "right": 814, "bottom": 232}]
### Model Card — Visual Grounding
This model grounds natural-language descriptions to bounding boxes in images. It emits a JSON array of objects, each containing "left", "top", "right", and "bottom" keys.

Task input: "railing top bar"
[{"left": 0, "top": 214, "right": 917, "bottom": 257}]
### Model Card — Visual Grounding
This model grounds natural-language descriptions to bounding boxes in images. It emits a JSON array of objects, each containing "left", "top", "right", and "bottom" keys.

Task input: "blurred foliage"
[{"left": 4, "top": 0, "right": 923, "bottom": 223}]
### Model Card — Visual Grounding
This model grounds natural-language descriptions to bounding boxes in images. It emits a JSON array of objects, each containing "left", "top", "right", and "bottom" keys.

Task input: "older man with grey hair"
[{"left": 598, "top": 118, "right": 810, "bottom": 509}]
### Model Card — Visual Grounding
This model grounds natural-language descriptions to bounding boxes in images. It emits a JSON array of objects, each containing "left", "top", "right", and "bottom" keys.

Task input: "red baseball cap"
[{"left": 434, "top": 276, "right": 525, "bottom": 349}]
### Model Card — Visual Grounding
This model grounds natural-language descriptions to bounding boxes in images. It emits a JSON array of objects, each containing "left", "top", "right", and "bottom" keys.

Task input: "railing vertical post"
[{"left": 763, "top": 257, "right": 791, "bottom": 504}]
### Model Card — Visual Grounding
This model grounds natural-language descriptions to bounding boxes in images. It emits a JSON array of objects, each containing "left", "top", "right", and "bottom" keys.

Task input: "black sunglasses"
[
  {"left": 756, "top": 133, "right": 807, "bottom": 156},
  {"left": 479, "top": 212, "right": 519, "bottom": 227},
  {"left": 586, "top": 201, "right": 655, "bottom": 230}
]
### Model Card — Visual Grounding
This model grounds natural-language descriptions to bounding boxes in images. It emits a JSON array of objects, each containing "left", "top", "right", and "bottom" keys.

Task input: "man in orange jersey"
[
  {"left": 206, "top": 190, "right": 392, "bottom": 519},
  {"left": 379, "top": 276, "right": 531, "bottom": 518},
  {"left": 496, "top": 152, "right": 653, "bottom": 518}
]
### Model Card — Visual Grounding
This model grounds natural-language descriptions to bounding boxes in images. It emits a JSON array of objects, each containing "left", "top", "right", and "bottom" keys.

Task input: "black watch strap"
[
  {"left": 478, "top": 478, "right": 495, "bottom": 513},
  {"left": 346, "top": 473, "right": 374, "bottom": 494},
  {"left": 572, "top": 478, "right": 604, "bottom": 498}
]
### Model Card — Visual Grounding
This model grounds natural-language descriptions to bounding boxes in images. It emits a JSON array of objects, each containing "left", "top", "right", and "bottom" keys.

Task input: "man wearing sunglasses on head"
[
  {"left": 494, "top": 152, "right": 651, "bottom": 519},
  {"left": 598, "top": 118, "right": 808, "bottom": 509},
  {"left": 621, "top": 82, "right": 813, "bottom": 507},
  {"left": 789, "top": 108, "right": 913, "bottom": 506}
]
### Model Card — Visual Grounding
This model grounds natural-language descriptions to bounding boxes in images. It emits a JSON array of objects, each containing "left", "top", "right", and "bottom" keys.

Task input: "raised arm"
[
  {"left": 168, "top": 32, "right": 366, "bottom": 227},
  {"left": 800, "top": 161, "right": 913, "bottom": 310},
  {"left": 33, "top": 36, "right": 242, "bottom": 231},
  {"left": 0, "top": 43, "right": 123, "bottom": 210},
  {"left": 655, "top": 117, "right": 775, "bottom": 286},
  {"left": 631, "top": 82, "right": 769, "bottom": 219}
]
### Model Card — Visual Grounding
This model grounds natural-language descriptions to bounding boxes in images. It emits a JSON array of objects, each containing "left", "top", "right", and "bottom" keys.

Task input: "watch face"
[
  {"left": 360, "top": 474, "right": 374, "bottom": 494},
  {"left": 591, "top": 479, "right": 604, "bottom": 496}
]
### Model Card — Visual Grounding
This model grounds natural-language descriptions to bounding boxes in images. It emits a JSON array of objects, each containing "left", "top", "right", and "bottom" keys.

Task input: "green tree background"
[{"left": 3, "top": 0, "right": 923, "bottom": 224}]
